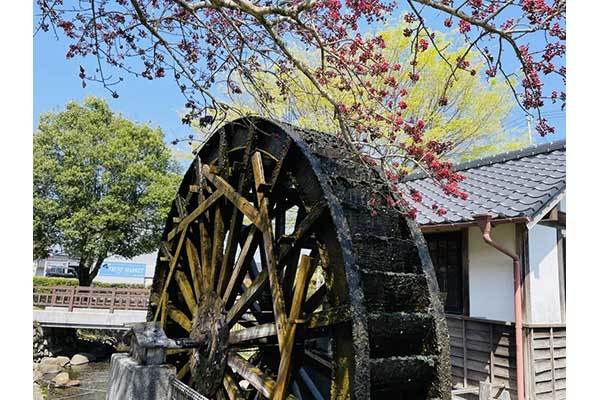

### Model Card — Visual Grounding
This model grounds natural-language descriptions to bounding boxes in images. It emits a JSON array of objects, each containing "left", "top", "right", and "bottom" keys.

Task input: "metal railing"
[
  {"left": 170, "top": 378, "right": 209, "bottom": 400},
  {"left": 33, "top": 285, "right": 150, "bottom": 313}
]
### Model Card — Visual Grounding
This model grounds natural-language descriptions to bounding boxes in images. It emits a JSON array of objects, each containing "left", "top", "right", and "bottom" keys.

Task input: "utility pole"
[{"left": 526, "top": 115, "right": 533, "bottom": 145}]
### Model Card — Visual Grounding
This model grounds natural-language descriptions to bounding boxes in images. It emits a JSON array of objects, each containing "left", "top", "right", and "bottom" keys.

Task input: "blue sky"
[{"left": 33, "top": 6, "right": 565, "bottom": 150}]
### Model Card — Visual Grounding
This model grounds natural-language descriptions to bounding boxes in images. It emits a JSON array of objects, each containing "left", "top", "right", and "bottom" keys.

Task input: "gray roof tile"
[{"left": 402, "top": 140, "right": 566, "bottom": 226}]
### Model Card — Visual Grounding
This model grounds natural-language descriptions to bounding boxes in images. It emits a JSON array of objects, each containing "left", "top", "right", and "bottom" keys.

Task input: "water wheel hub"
[{"left": 190, "top": 290, "right": 228, "bottom": 396}]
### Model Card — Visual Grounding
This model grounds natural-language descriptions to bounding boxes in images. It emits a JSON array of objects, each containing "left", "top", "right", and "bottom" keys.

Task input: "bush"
[{"left": 33, "top": 276, "right": 146, "bottom": 289}]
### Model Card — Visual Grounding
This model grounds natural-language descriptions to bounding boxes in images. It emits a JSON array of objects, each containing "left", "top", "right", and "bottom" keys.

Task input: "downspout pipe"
[{"left": 473, "top": 214, "right": 525, "bottom": 400}]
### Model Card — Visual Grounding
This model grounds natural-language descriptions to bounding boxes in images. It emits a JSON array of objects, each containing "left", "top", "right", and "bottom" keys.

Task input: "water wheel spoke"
[
  {"left": 229, "top": 304, "right": 348, "bottom": 347},
  {"left": 174, "top": 270, "right": 197, "bottom": 316},
  {"left": 154, "top": 228, "right": 188, "bottom": 323},
  {"left": 303, "top": 285, "right": 327, "bottom": 315},
  {"left": 223, "top": 370, "right": 244, "bottom": 400},
  {"left": 279, "top": 201, "right": 326, "bottom": 262},
  {"left": 177, "top": 360, "right": 191, "bottom": 380},
  {"left": 184, "top": 238, "right": 202, "bottom": 300},
  {"left": 303, "top": 350, "right": 333, "bottom": 372},
  {"left": 197, "top": 188, "right": 213, "bottom": 292},
  {"left": 252, "top": 151, "right": 289, "bottom": 353},
  {"left": 166, "top": 188, "right": 223, "bottom": 242},
  {"left": 274, "top": 201, "right": 287, "bottom": 241},
  {"left": 298, "top": 367, "right": 326, "bottom": 400},
  {"left": 166, "top": 348, "right": 191, "bottom": 356},
  {"left": 223, "top": 225, "right": 260, "bottom": 307},
  {"left": 218, "top": 132, "right": 256, "bottom": 297},
  {"left": 285, "top": 246, "right": 319, "bottom": 309},
  {"left": 227, "top": 353, "right": 275, "bottom": 398},
  {"left": 168, "top": 305, "right": 192, "bottom": 332},
  {"left": 229, "top": 322, "right": 277, "bottom": 345},
  {"left": 291, "top": 381, "right": 303, "bottom": 400},
  {"left": 281, "top": 208, "right": 308, "bottom": 305},
  {"left": 201, "top": 164, "right": 261, "bottom": 227},
  {"left": 217, "top": 209, "right": 243, "bottom": 297},
  {"left": 273, "top": 255, "right": 314, "bottom": 400},
  {"left": 227, "top": 269, "right": 268, "bottom": 327},
  {"left": 269, "top": 138, "right": 292, "bottom": 189},
  {"left": 209, "top": 200, "right": 226, "bottom": 290}
]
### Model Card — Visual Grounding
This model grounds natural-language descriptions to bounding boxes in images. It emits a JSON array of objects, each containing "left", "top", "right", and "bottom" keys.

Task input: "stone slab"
[
  {"left": 106, "top": 353, "right": 175, "bottom": 400},
  {"left": 33, "top": 309, "right": 147, "bottom": 330}
]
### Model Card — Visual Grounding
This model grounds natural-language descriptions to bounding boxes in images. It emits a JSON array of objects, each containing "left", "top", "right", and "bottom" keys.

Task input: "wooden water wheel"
[{"left": 148, "top": 117, "right": 451, "bottom": 400}]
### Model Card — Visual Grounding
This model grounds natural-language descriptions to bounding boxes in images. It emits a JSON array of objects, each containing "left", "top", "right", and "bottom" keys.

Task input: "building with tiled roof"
[
  {"left": 404, "top": 141, "right": 566, "bottom": 400},
  {"left": 403, "top": 140, "right": 565, "bottom": 228}
]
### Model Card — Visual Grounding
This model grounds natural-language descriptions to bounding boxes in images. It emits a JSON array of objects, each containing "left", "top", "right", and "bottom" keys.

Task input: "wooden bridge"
[{"left": 33, "top": 286, "right": 150, "bottom": 330}]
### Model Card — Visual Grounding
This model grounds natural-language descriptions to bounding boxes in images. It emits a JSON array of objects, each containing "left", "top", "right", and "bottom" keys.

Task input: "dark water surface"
[{"left": 38, "top": 361, "right": 110, "bottom": 400}]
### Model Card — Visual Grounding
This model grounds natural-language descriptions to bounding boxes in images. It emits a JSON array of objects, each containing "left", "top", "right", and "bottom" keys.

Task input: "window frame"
[{"left": 424, "top": 229, "right": 469, "bottom": 316}]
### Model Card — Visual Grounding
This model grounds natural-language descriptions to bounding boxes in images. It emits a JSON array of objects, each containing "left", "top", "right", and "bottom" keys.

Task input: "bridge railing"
[{"left": 33, "top": 286, "right": 150, "bottom": 313}]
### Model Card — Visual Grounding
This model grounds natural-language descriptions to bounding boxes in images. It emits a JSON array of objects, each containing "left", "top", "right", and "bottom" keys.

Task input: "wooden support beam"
[
  {"left": 226, "top": 270, "right": 268, "bottom": 327},
  {"left": 223, "top": 371, "right": 244, "bottom": 400},
  {"left": 252, "top": 152, "right": 288, "bottom": 352},
  {"left": 167, "top": 189, "right": 223, "bottom": 241},
  {"left": 278, "top": 201, "right": 326, "bottom": 261},
  {"left": 217, "top": 209, "right": 243, "bottom": 297},
  {"left": 184, "top": 239, "right": 202, "bottom": 300},
  {"left": 197, "top": 187, "right": 213, "bottom": 292},
  {"left": 160, "top": 293, "right": 167, "bottom": 328},
  {"left": 227, "top": 354, "right": 275, "bottom": 398},
  {"left": 177, "top": 361, "right": 190, "bottom": 380},
  {"left": 223, "top": 226, "right": 259, "bottom": 307},
  {"left": 209, "top": 201, "right": 226, "bottom": 290},
  {"left": 174, "top": 271, "right": 197, "bottom": 316},
  {"left": 168, "top": 305, "right": 193, "bottom": 332},
  {"left": 303, "top": 285, "right": 327, "bottom": 315},
  {"left": 154, "top": 227, "right": 188, "bottom": 323},
  {"left": 217, "top": 126, "right": 256, "bottom": 297},
  {"left": 304, "top": 349, "right": 333, "bottom": 371},
  {"left": 175, "top": 194, "right": 188, "bottom": 218},
  {"left": 228, "top": 322, "right": 277, "bottom": 345},
  {"left": 166, "top": 348, "right": 191, "bottom": 356},
  {"left": 273, "top": 256, "right": 313, "bottom": 400},
  {"left": 230, "top": 307, "right": 348, "bottom": 345},
  {"left": 269, "top": 138, "right": 292, "bottom": 188},
  {"left": 201, "top": 164, "right": 261, "bottom": 227}
]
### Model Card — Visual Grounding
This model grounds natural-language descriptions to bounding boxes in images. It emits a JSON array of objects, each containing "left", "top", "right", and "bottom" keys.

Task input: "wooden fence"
[
  {"left": 447, "top": 315, "right": 566, "bottom": 400},
  {"left": 33, "top": 286, "right": 150, "bottom": 313},
  {"left": 525, "top": 325, "right": 566, "bottom": 400},
  {"left": 447, "top": 314, "right": 517, "bottom": 398}
]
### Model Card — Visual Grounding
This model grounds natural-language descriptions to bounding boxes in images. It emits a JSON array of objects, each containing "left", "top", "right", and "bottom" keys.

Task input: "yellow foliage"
[{"left": 224, "top": 24, "right": 528, "bottom": 161}]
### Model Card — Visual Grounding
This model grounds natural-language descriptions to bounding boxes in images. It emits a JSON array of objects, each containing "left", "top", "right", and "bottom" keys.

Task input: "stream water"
[{"left": 36, "top": 361, "right": 111, "bottom": 400}]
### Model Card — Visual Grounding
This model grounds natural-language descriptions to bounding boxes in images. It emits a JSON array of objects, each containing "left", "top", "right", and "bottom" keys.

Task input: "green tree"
[
  {"left": 229, "top": 25, "right": 527, "bottom": 162},
  {"left": 34, "top": 97, "right": 180, "bottom": 285}
]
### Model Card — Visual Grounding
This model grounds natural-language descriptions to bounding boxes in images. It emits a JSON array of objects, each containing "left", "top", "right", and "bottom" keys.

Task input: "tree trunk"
[
  {"left": 89, "top": 256, "right": 106, "bottom": 283},
  {"left": 77, "top": 257, "right": 95, "bottom": 286}
]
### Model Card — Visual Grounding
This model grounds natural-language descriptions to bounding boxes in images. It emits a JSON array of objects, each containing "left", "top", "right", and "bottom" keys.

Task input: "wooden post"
[
  {"left": 110, "top": 288, "right": 116, "bottom": 313},
  {"left": 489, "top": 323, "right": 495, "bottom": 385},
  {"left": 50, "top": 287, "right": 57, "bottom": 307},
  {"left": 462, "top": 318, "right": 468, "bottom": 388},
  {"left": 68, "top": 286, "right": 76, "bottom": 312}
]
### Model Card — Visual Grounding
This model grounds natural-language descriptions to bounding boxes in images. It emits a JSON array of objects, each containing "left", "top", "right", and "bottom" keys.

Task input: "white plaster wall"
[
  {"left": 528, "top": 224, "right": 562, "bottom": 323},
  {"left": 468, "top": 224, "right": 516, "bottom": 322}
]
